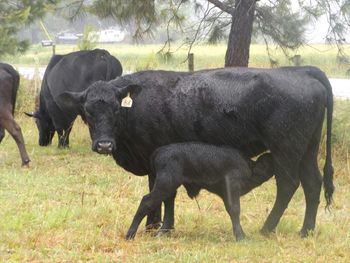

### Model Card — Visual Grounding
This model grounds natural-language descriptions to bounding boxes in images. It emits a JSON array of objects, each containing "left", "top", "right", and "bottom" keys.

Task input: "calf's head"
[
  {"left": 25, "top": 111, "right": 55, "bottom": 146},
  {"left": 57, "top": 80, "right": 140, "bottom": 154}
]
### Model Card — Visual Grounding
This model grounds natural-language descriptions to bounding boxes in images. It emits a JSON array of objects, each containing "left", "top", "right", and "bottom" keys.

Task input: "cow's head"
[
  {"left": 57, "top": 80, "right": 140, "bottom": 154},
  {"left": 25, "top": 111, "right": 55, "bottom": 146}
]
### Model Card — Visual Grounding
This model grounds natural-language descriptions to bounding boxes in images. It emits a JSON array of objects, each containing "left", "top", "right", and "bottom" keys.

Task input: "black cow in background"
[
  {"left": 26, "top": 49, "right": 123, "bottom": 148},
  {"left": 0, "top": 63, "right": 30, "bottom": 166},
  {"left": 58, "top": 66, "right": 334, "bottom": 237}
]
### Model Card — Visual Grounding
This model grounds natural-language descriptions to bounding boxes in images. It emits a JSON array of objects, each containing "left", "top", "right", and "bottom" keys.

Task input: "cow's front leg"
[
  {"left": 57, "top": 126, "right": 72, "bottom": 148},
  {"left": 145, "top": 174, "right": 162, "bottom": 230}
]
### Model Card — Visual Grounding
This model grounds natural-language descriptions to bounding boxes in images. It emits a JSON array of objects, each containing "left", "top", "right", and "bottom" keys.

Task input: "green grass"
[
  {"left": 3, "top": 43, "right": 350, "bottom": 78},
  {"left": 1, "top": 82, "right": 350, "bottom": 262}
]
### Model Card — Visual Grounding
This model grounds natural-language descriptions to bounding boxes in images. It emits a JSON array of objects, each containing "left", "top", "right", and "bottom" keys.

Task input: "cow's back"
[{"left": 48, "top": 49, "right": 121, "bottom": 99}]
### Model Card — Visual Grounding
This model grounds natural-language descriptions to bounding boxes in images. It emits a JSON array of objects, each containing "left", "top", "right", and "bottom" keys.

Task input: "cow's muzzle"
[{"left": 94, "top": 141, "right": 114, "bottom": 154}]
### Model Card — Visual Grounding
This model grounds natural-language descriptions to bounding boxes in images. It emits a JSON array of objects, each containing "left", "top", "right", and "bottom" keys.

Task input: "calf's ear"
[
  {"left": 116, "top": 84, "right": 141, "bottom": 99},
  {"left": 56, "top": 91, "right": 86, "bottom": 113}
]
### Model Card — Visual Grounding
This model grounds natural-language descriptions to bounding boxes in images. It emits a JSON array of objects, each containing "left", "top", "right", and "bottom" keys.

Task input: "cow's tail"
[
  {"left": 308, "top": 67, "right": 334, "bottom": 208},
  {"left": 11, "top": 67, "right": 20, "bottom": 115}
]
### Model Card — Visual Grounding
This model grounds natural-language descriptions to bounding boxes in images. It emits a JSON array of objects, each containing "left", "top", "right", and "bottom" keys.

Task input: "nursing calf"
[
  {"left": 0, "top": 63, "right": 30, "bottom": 166},
  {"left": 126, "top": 143, "right": 274, "bottom": 241}
]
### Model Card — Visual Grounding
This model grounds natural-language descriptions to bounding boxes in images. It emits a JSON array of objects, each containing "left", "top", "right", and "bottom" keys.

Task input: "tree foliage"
[
  {"left": 63, "top": 0, "right": 349, "bottom": 67},
  {"left": 0, "top": 0, "right": 58, "bottom": 58}
]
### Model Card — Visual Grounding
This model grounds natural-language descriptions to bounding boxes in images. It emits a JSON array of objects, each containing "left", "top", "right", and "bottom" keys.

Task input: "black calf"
[{"left": 126, "top": 143, "right": 274, "bottom": 241}]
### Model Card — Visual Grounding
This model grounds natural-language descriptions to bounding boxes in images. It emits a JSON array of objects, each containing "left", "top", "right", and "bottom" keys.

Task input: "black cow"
[
  {"left": 58, "top": 66, "right": 334, "bottom": 237},
  {"left": 26, "top": 49, "right": 123, "bottom": 148},
  {"left": 0, "top": 63, "right": 30, "bottom": 166},
  {"left": 126, "top": 143, "right": 274, "bottom": 241}
]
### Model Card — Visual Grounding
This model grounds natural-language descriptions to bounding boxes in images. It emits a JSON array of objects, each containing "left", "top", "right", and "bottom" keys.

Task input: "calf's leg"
[
  {"left": 145, "top": 174, "right": 162, "bottom": 230},
  {"left": 0, "top": 110, "right": 30, "bottom": 166},
  {"left": 126, "top": 174, "right": 180, "bottom": 240},
  {"left": 157, "top": 192, "right": 177, "bottom": 236}
]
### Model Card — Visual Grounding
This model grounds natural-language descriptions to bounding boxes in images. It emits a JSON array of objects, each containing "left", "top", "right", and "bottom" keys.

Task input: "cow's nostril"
[
  {"left": 98, "top": 142, "right": 112, "bottom": 148},
  {"left": 96, "top": 141, "right": 113, "bottom": 154}
]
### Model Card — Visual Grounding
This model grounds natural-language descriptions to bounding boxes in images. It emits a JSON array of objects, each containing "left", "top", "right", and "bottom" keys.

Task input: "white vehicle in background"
[
  {"left": 91, "top": 28, "right": 126, "bottom": 43},
  {"left": 55, "top": 31, "right": 79, "bottom": 44}
]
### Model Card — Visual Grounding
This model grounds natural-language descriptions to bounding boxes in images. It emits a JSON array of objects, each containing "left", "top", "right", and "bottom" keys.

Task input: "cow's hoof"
[
  {"left": 58, "top": 143, "right": 69, "bottom": 149},
  {"left": 125, "top": 231, "right": 136, "bottom": 240},
  {"left": 145, "top": 222, "right": 162, "bottom": 232},
  {"left": 156, "top": 228, "right": 173, "bottom": 237},
  {"left": 21, "top": 159, "right": 30, "bottom": 168}
]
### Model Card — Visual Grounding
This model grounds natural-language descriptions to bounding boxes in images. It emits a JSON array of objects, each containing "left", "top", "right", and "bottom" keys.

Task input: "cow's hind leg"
[
  {"left": 261, "top": 154, "right": 300, "bottom": 234},
  {"left": 126, "top": 174, "right": 179, "bottom": 240},
  {"left": 145, "top": 174, "right": 162, "bottom": 230},
  {"left": 299, "top": 126, "right": 323, "bottom": 237},
  {"left": 0, "top": 110, "right": 30, "bottom": 166}
]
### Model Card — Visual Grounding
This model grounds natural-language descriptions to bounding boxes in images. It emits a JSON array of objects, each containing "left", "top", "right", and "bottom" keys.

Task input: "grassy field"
[
  {"left": 3, "top": 43, "right": 350, "bottom": 78},
  {"left": 0, "top": 78, "right": 349, "bottom": 262}
]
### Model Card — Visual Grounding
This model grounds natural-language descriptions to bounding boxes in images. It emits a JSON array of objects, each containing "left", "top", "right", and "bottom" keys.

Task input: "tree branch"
[{"left": 207, "top": 0, "right": 235, "bottom": 15}]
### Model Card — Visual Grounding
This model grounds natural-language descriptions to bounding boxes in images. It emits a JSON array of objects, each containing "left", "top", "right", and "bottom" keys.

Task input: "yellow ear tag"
[{"left": 121, "top": 92, "right": 133, "bottom": 108}]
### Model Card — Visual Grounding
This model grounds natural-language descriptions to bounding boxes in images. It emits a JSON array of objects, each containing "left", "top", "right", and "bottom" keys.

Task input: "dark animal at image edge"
[
  {"left": 0, "top": 63, "right": 30, "bottom": 166},
  {"left": 126, "top": 143, "right": 274, "bottom": 241},
  {"left": 25, "top": 49, "right": 123, "bottom": 148},
  {"left": 58, "top": 66, "right": 334, "bottom": 238}
]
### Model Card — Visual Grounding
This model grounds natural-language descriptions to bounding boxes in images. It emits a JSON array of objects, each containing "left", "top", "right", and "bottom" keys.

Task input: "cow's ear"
[
  {"left": 56, "top": 91, "right": 86, "bottom": 113},
  {"left": 24, "top": 111, "right": 41, "bottom": 119},
  {"left": 116, "top": 84, "right": 141, "bottom": 99}
]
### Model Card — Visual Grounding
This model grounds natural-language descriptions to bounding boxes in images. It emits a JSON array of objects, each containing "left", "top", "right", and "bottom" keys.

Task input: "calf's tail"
[{"left": 308, "top": 67, "right": 334, "bottom": 208}]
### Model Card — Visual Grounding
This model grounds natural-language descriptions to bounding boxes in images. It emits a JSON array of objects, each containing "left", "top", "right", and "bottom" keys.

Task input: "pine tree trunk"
[{"left": 225, "top": 0, "right": 257, "bottom": 67}]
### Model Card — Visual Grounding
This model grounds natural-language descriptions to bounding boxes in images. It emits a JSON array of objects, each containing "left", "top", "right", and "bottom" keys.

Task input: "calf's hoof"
[
  {"left": 299, "top": 228, "right": 314, "bottom": 238},
  {"left": 260, "top": 226, "right": 275, "bottom": 236},
  {"left": 235, "top": 234, "right": 245, "bottom": 242},
  {"left": 234, "top": 230, "right": 246, "bottom": 242}
]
